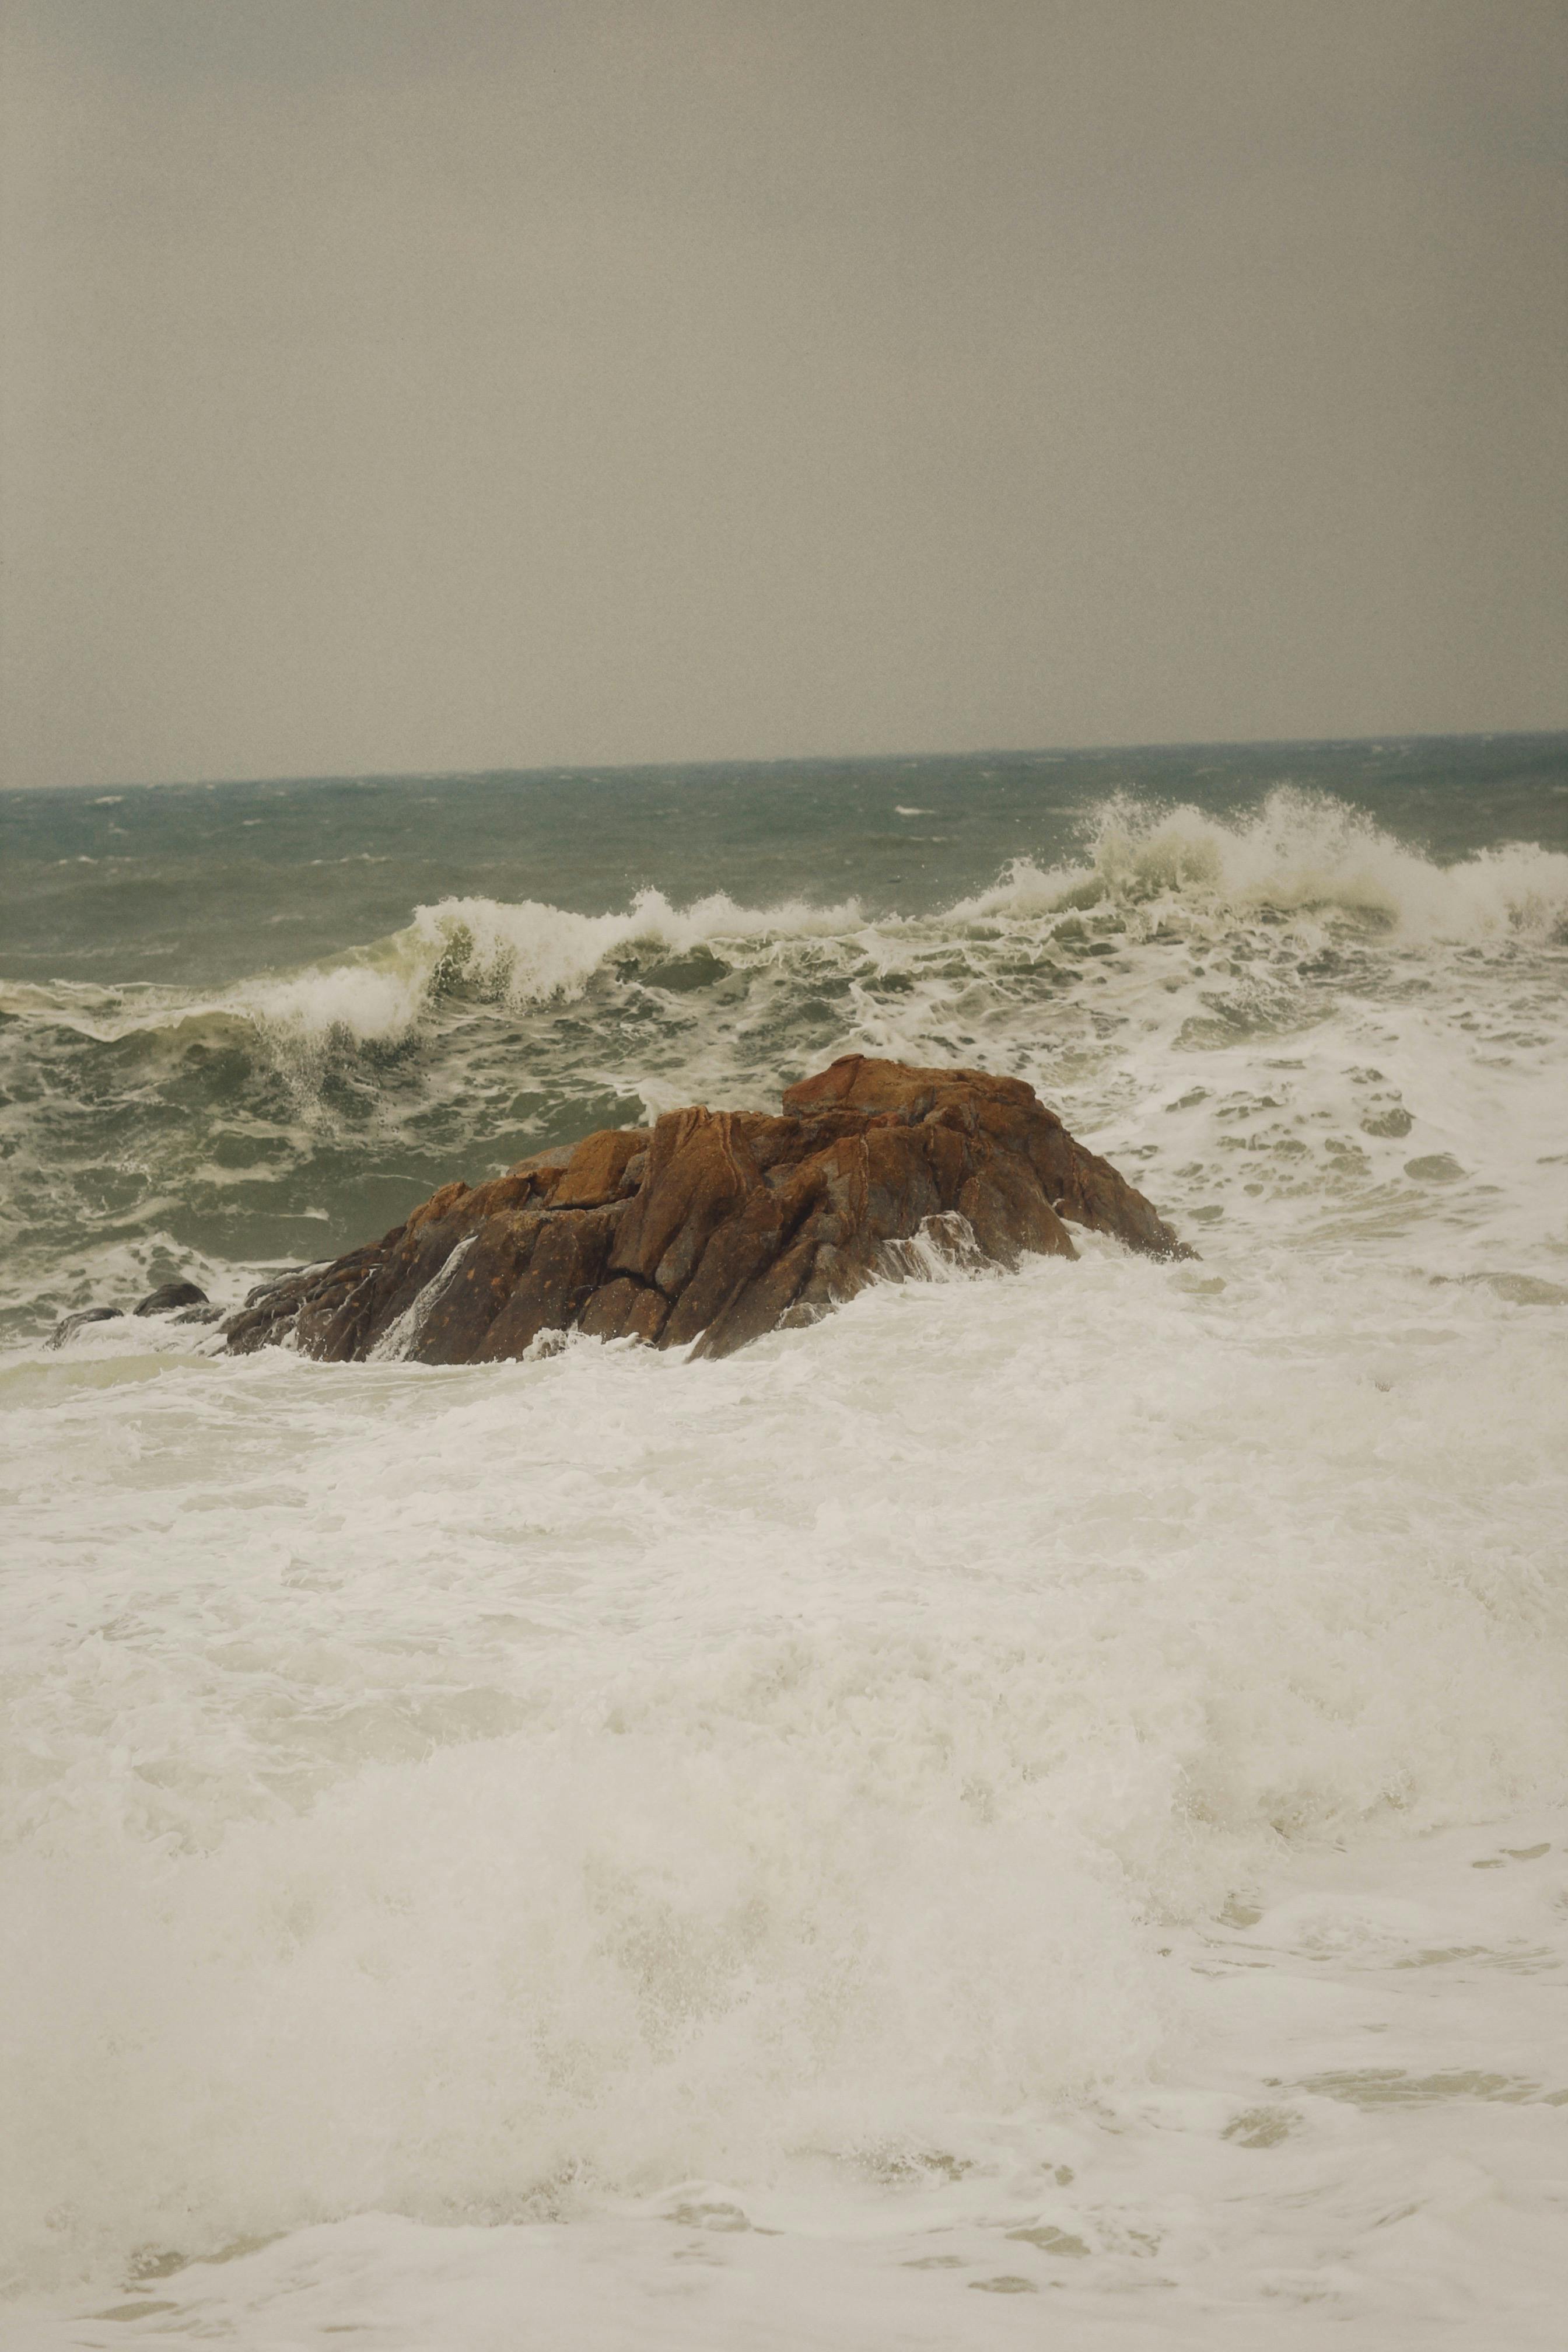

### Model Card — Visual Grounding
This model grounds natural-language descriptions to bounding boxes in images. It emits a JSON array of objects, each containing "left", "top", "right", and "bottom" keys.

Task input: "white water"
[{"left": 5, "top": 793, "right": 1567, "bottom": 2346}]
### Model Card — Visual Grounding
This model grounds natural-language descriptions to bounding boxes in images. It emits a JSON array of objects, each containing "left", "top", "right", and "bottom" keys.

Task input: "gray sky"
[{"left": 2, "top": 0, "right": 1563, "bottom": 788}]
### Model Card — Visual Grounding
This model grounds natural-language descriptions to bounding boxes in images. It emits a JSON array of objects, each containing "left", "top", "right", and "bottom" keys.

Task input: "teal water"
[{"left": 5, "top": 736, "right": 1566, "bottom": 982}]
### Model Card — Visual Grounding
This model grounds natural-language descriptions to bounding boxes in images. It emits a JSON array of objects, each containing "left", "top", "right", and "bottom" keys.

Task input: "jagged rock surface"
[{"left": 222, "top": 1055, "right": 1188, "bottom": 1366}]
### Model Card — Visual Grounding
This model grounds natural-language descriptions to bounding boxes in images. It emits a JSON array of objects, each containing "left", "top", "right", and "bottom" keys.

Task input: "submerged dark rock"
[
  {"left": 134, "top": 1280, "right": 210, "bottom": 1317},
  {"left": 222, "top": 1055, "right": 1189, "bottom": 1366},
  {"left": 50, "top": 1280, "right": 211, "bottom": 1349},
  {"left": 48, "top": 1306, "right": 124, "bottom": 1350}
]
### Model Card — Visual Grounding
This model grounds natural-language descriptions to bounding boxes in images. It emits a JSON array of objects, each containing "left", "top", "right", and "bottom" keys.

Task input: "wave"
[
  {"left": 0, "top": 888, "right": 869, "bottom": 1055},
  {"left": 249, "top": 886, "right": 870, "bottom": 1048},
  {"left": 5, "top": 793, "right": 1565, "bottom": 1059},
  {"left": 953, "top": 789, "right": 1568, "bottom": 939}
]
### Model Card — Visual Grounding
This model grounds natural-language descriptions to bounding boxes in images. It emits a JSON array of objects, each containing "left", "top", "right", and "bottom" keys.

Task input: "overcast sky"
[{"left": 1, "top": 0, "right": 1563, "bottom": 788}]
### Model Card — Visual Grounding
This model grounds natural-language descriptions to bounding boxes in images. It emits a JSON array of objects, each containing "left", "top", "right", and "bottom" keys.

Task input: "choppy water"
[{"left": 4, "top": 738, "right": 1567, "bottom": 2347}]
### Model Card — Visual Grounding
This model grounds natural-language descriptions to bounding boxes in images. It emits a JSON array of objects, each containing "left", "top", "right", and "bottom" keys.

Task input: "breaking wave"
[
  {"left": 5, "top": 793, "right": 1566, "bottom": 1061},
  {"left": 954, "top": 789, "right": 1568, "bottom": 939}
]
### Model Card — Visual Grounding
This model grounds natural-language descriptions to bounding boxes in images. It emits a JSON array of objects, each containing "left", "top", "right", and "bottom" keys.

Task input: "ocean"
[{"left": 4, "top": 737, "right": 1567, "bottom": 2348}]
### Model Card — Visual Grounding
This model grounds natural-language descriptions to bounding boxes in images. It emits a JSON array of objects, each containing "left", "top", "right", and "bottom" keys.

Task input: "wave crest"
[
  {"left": 5, "top": 793, "right": 1564, "bottom": 1059},
  {"left": 242, "top": 886, "right": 867, "bottom": 1049},
  {"left": 955, "top": 789, "right": 1568, "bottom": 939}
]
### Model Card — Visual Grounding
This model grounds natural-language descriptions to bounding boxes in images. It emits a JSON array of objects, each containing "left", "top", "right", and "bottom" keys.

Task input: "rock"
[
  {"left": 220, "top": 1055, "right": 1191, "bottom": 1366},
  {"left": 48, "top": 1306, "right": 124, "bottom": 1350},
  {"left": 48, "top": 1281, "right": 214, "bottom": 1348},
  {"left": 134, "top": 1280, "right": 210, "bottom": 1317},
  {"left": 1404, "top": 1154, "right": 1466, "bottom": 1185}
]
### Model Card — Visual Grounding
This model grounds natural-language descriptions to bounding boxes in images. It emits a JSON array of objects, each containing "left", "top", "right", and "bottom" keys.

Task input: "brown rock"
[
  {"left": 552, "top": 1127, "right": 651, "bottom": 1208},
  {"left": 220, "top": 1055, "right": 1188, "bottom": 1366}
]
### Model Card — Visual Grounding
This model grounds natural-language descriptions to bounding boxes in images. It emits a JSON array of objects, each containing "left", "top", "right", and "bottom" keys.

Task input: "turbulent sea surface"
[{"left": 4, "top": 738, "right": 1567, "bottom": 2348}]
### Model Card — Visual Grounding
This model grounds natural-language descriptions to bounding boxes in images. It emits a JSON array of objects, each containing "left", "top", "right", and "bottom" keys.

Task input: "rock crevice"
[{"left": 222, "top": 1055, "right": 1189, "bottom": 1364}]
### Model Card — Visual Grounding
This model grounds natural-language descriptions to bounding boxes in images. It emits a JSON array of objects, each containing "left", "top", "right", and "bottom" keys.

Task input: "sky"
[{"left": 1, "top": 0, "right": 1564, "bottom": 789}]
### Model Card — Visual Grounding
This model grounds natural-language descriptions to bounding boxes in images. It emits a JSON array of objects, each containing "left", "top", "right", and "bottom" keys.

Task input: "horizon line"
[{"left": 6, "top": 725, "right": 1567, "bottom": 796}]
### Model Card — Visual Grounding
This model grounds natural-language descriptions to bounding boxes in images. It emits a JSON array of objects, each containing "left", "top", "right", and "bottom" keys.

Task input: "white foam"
[
  {"left": 4, "top": 1230, "right": 1566, "bottom": 2315},
  {"left": 955, "top": 790, "right": 1568, "bottom": 942},
  {"left": 14, "top": 1811, "right": 1568, "bottom": 2347}
]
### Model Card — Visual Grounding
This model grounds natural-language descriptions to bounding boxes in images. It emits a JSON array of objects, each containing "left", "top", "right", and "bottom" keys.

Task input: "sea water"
[{"left": 2, "top": 740, "right": 1566, "bottom": 2347}]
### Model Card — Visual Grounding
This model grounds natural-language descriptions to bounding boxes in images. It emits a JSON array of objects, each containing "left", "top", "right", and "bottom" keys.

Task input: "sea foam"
[{"left": 4, "top": 1241, "right": 1566, "bottom": 2299}]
